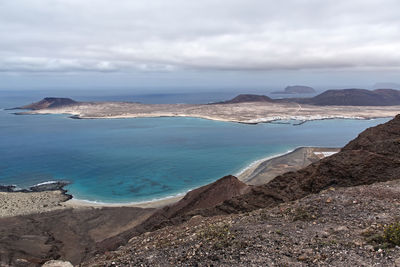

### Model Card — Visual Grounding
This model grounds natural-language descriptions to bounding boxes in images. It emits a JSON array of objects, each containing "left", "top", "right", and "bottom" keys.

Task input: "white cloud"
[{"left": 1, "top": 0, "right": 400, "bottom": 73}]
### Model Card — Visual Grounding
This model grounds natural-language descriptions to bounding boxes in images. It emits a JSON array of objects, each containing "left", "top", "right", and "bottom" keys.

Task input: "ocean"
[{"left": 0, "top": 90, "right": 390, "bottom": 203}]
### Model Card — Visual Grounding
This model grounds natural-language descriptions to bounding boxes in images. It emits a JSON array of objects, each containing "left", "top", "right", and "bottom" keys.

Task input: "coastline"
[
  {"left": 0, "top": 147, "right": 322, "bottom": 216},
  {"left": 35, "top": 112, "right": 393, "bottom": 125},
  {"left": 65, "top": 147, "right": 322, "bottom": 208},
  {"left": 63, "top": 193, "right": 186, "bottom": 209},
  {"left": 237, "top": 146, "right": 340, "bottom": 185},
  {"left": 236, "top": 149, "right": 296, "bottom": 179}
]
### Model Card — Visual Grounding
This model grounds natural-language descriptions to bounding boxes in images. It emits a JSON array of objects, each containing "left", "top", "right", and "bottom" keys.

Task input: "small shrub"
[
  {"left": 199, "top": 223, "right": 235, "bottom": 249},
  {"left": 384, "top": 222, "right": 400, "bottom": 246},
  {"left": 292, "top": 207, "right": 314, "bottom": 221}
]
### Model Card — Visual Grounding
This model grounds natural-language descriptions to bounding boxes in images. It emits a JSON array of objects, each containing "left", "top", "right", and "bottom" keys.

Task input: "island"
[
  {"left": 272, "top": 85, "right": 316, "bottom": 94},
  {"left": 11, "top": 88, "right": 400, "bottom": 124}
]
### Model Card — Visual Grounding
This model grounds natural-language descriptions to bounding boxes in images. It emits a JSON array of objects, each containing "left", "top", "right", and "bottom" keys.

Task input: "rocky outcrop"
[
  {"left": 0, "top": 181, "right": 71, "bottom": 194},
  {"left": 13, "top": 97, "right": 77, "bottom": 110},
  {"left": 272, "top": 85, "right": 316, "bottom": 94}
]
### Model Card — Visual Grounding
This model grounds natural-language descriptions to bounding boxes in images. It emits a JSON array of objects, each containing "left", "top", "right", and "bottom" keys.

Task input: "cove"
[{"left": 0, "top": 108, "right": 390, "bottom": 203}]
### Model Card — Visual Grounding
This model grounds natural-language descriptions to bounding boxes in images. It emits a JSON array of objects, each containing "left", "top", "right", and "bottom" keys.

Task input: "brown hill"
[
  {"left": 17, "top": 97, "right": 78, "bottom": 110},
  {"left": 95, "top": 175, "right": 250, "bottom": 252},
  {"left": 221, "top": 88, "right": 400, "bottom": 106},
  {"left": 219, "top": 94, "right": 273, "bottom": 104},
  {"left": 297, "top": 88, "right": 400, "bottom": 106}
]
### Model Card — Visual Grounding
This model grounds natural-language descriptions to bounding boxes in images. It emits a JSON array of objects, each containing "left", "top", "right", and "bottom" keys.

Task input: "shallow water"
[{"left": 0, "top": 93, "right": 391, "bottom": 203}]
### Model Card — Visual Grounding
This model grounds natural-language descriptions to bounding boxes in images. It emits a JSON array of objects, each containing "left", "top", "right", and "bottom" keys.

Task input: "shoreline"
[
  {"left": 10, "top": 99, "right": 399, "bottom": 126},
  {"left": 21, "top": 110, "right": 393, "bottom": 125},
  {"left": 1, "top": 147, "right": 323, "bottom": 214},
  {"left": 64, "top": 146, "right": 339, "bottom": 208}
]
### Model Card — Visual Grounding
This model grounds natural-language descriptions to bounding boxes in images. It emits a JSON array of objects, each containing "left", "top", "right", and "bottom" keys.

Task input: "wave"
[{"left": 70, "top": 189, "right": 193, "bottom": 206}]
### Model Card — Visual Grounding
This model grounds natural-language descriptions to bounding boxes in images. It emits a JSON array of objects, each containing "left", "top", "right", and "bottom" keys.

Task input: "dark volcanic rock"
[
  {"left": 272, "top": 85, "right": 315, "bottom": 94},
  {"left": 95, "top": 175, "right": 250, "bottom": 252},
  {"left": 14, "top": 97, "right": 78, "bottom": 110},
  {"left": 0, "top": 181, "right": 70, "bottom": 193},
  {"left": 219, "top": 94, "right": 273, "bottom": 104},
  {"left": 297, "top": 88, "right": 400, "bottom": 106},
  {"left": 29, "top": 181, "right": 70, "bottom": 192},
  {"left": 0, "top": 185, "right": 17, "bottom": 192}
]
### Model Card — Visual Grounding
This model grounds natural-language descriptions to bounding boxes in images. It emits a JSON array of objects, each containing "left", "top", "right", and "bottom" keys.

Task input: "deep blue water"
[{"left": 0, "top": 92, "right": 391, "bottom": 203}]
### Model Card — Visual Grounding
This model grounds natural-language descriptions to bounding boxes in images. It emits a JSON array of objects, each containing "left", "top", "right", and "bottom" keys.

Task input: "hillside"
[
  {"left": 16, "top": 97, "right": 78, "bottom": 110},
  {"left": 222, "top": 89, "right": 400, "bottom": 106},
  {"left": 298, "top": 88, "right": 400, "bottom": 106},
  {"left": 218, "top": 94, "right": 273, "bottom": 104},
  {"left": 85, "top": 179, "right": 400, "bottom": 266}
]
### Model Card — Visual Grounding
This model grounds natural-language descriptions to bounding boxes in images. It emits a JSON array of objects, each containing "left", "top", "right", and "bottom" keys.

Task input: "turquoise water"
[{"left": 0, "top": 96, "right": 391, "bottom": 203}]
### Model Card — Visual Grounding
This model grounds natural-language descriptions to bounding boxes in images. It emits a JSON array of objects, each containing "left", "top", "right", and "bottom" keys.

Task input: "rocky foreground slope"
[
  {"left": 85, "top": 179, "right": 400, "bottom": 266},
  {"left": 83, "top": 115, "right": 400, "bottom": 266}
]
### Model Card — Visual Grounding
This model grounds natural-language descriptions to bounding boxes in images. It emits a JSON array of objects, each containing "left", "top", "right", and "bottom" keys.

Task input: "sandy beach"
[
  {"left": 63, "top": 194, "right": 184, "bottom": 209},
  {"left": 237, "top": 146, "right": 340, "bottom": 185}
]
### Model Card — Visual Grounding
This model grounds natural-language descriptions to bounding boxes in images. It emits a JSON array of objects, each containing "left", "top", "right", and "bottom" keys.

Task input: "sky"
[{"left": 1, "top": 0, "right": 400, "bottom": 92}]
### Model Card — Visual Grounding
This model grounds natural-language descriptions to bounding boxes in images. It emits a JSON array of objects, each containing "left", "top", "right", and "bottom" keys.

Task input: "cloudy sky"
[{"left": 1, "top": 0, "right": 400, "bottom": 91}]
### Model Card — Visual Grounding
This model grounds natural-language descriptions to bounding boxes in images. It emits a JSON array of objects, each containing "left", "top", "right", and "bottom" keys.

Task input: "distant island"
[
  {"left": 373, "top": 82, "right": 400, "bottom": 90},
  {"left": 271, "top": 85, "right": 316, "bottom": 94},
  {"left": 11, "top": 88, "right": 400, "bottom": 124}
]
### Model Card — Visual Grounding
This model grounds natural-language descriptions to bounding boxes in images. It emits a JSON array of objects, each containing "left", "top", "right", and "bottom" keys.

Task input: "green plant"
[
  {"left": 384, "top": 222, "right": 400, "bottom": 246},
  {"left": 199, "top": 223, "right": 235, "bottom": 249}
]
